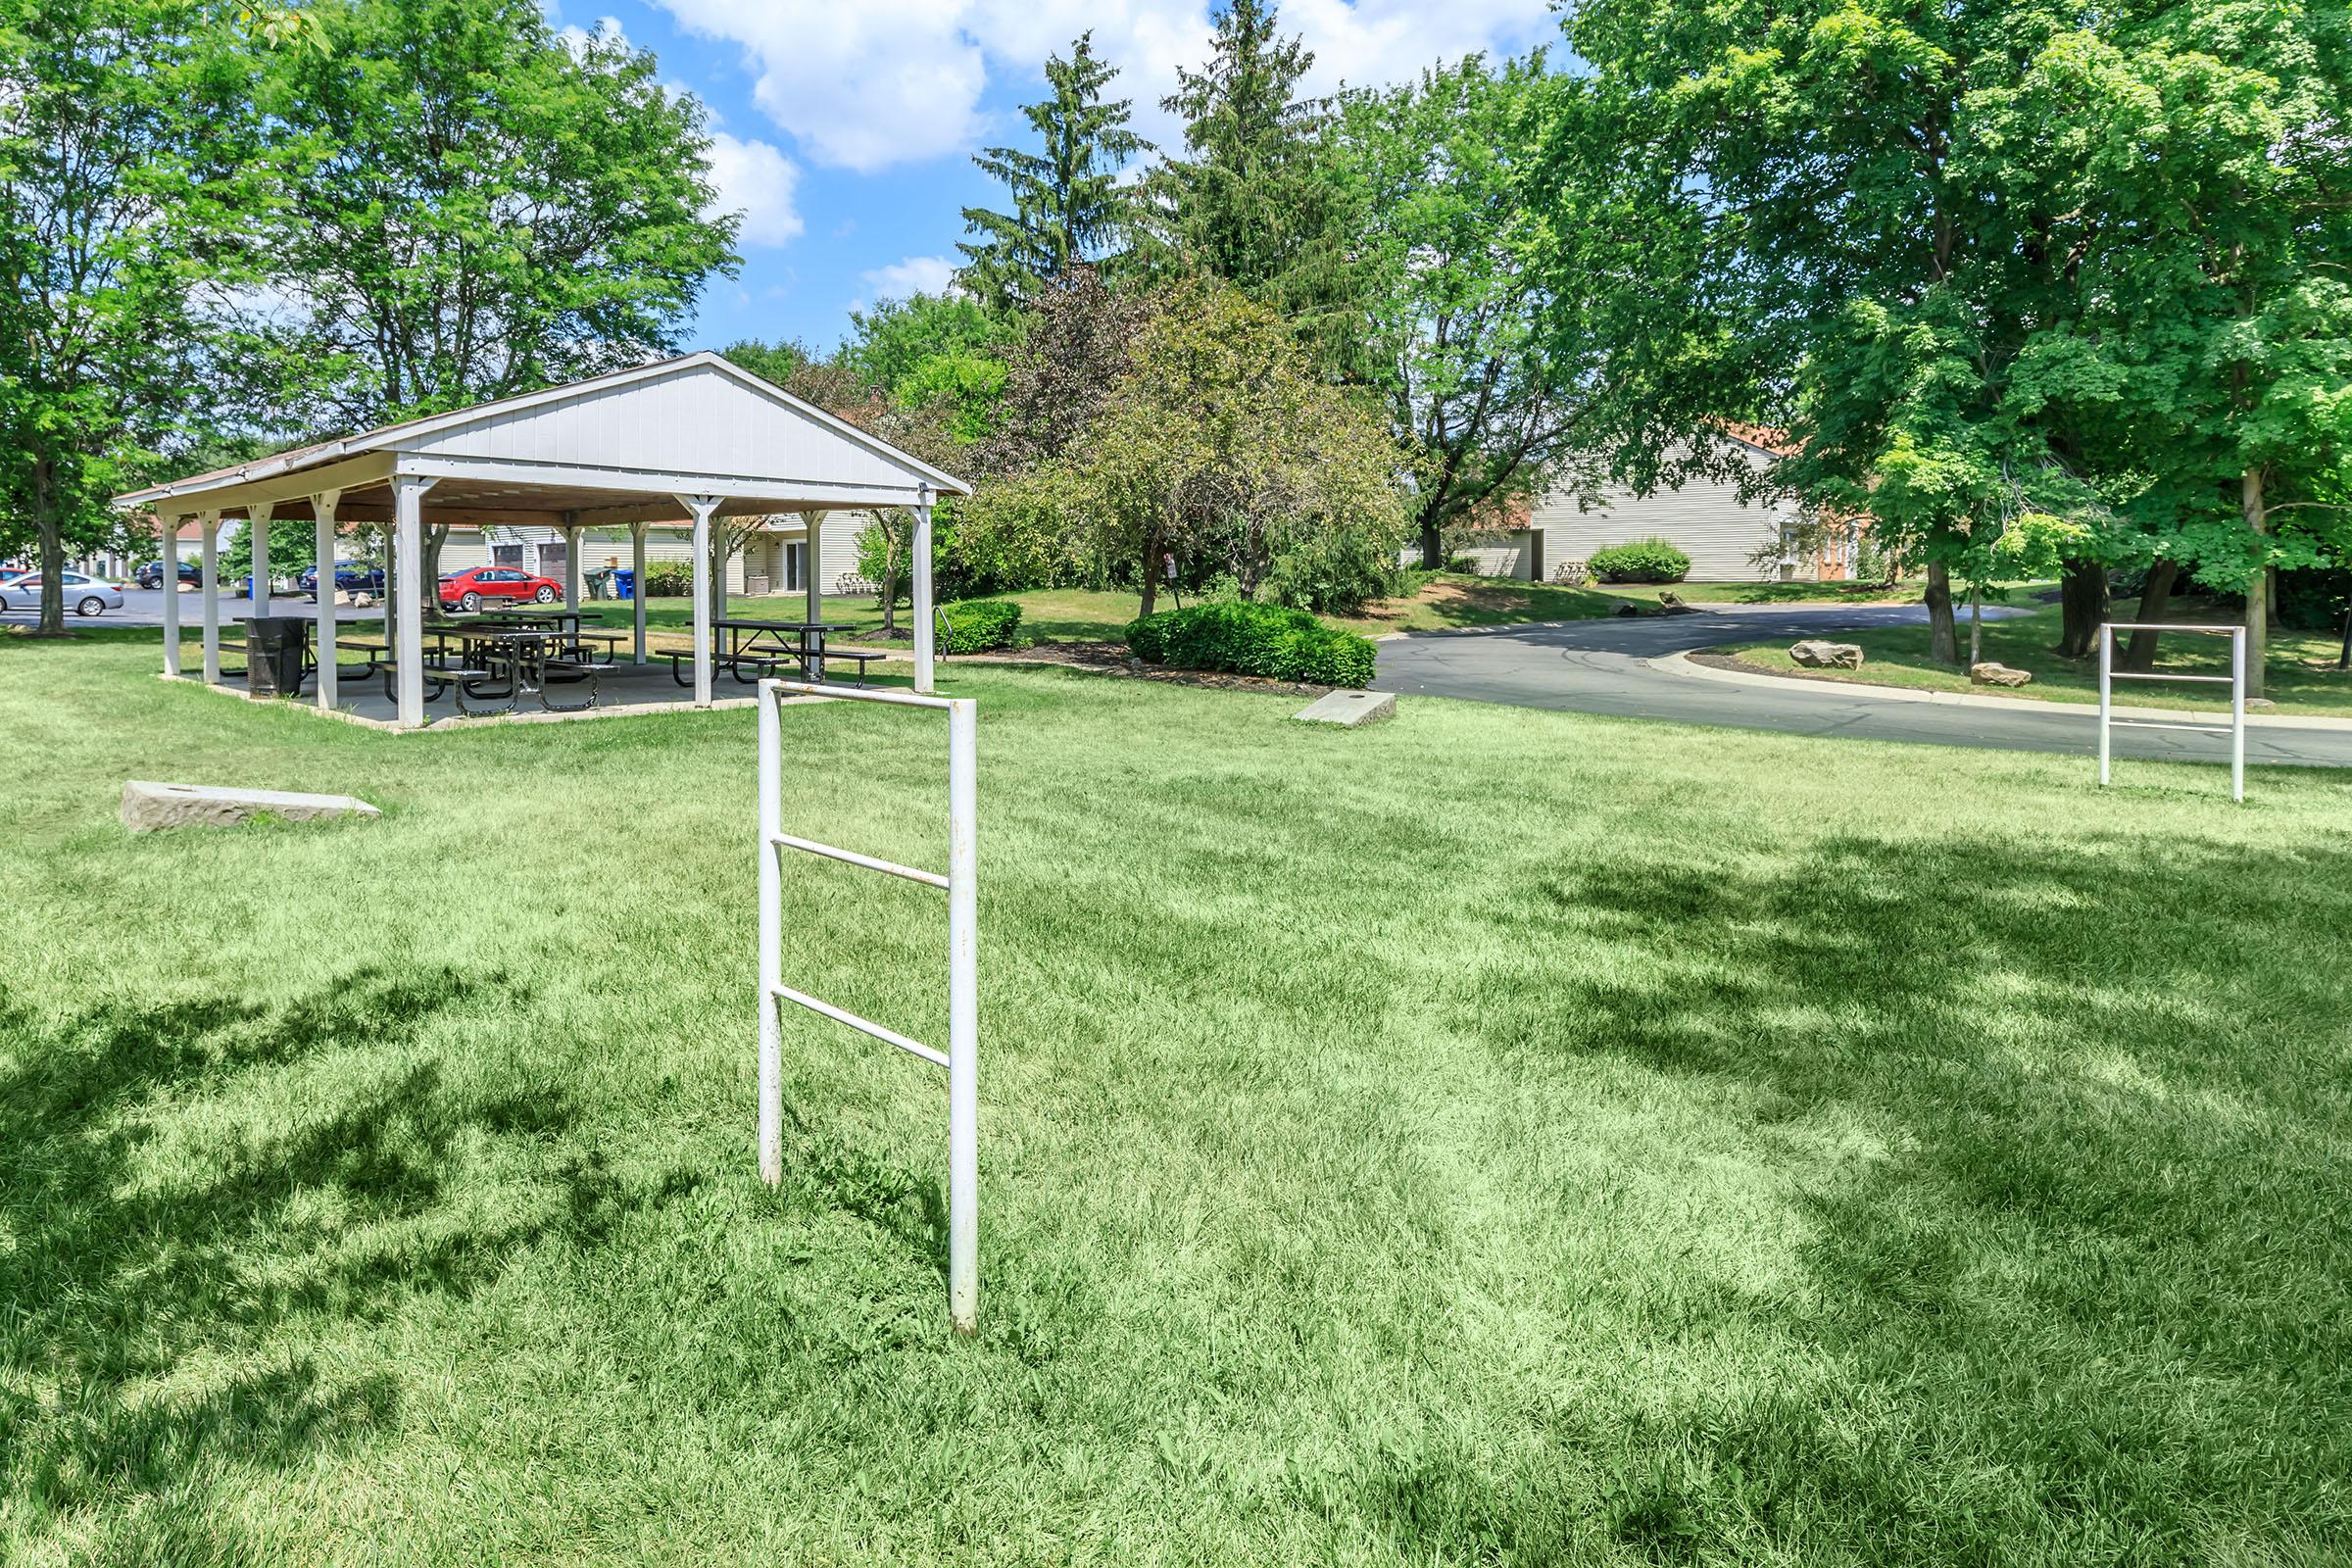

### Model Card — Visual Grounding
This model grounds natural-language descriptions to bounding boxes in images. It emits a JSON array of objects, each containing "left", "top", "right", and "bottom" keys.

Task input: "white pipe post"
[
  {"left": 758, "top": 683, "right": 783, "bottom": 1185},
  {"left": 630, "top": 522, "right": 648, "bottom": 664},
  {"left": 249, "top": 504, "right": 272, "bottom": 622},
  {"left": 393, "top": 475, "right": 435, "bottom": 727},
  {"left": 564, "top": 521, "right": 582, "bottom": 610},
  {"left": 2230, "top": 626, "right": 2246, "bottom": 804},
  {"left": 946, "top": 694, "right": 978, "bottom": 1335},
  {"left": 313, "top": 491, "right": 341, "bottom": 710},
  {"left": 200, "top": 512, "right": 221, "bottom": 684},
  {"left": 677, "top": 494, "right": 720, "bottom": 708},
  {"left": 160, "top": 514, "right": 183, "bottom": 676},
  {"left": 2096, "top": 623, "right": 2112, "bottom": 787},
  {"left": 802, "top": 510, "right": 823, "bottom": 627},
  {"left": 912, "top": 485, "right": 936, "bottom": 694}
]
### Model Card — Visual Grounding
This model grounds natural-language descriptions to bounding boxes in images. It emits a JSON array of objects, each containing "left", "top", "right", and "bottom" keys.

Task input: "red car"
[{"left": 438, "top": 565, "right": 564, "bottom": 612}]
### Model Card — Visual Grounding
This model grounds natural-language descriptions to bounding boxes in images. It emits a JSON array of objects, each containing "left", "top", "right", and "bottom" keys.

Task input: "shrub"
[
  {"left": 1263, "top": 519, "right": 1405, "bottom": 614},
  {"left": 1124, "top": 602, "right": 1377, "bottom": 687},
  {"left": 642, "top": 562, "right": 693, "bottom": 597},
  {"left": 938, "top": 598, "right": 1021, "bottom": 653},
  {"left": 1587, "top": 537, "right": 1691, "bottom": 584}
]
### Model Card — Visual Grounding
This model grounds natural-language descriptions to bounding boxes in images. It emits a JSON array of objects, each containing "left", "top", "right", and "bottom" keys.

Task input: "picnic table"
[
  {"left": 664, "top": 618, "right": 882, "bottom": 687},
  {"left": 419, "top": 622, "right": 601, "bottom": 714}
]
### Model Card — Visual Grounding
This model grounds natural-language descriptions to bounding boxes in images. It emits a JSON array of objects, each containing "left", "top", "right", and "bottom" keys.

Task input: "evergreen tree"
[
  {"left": 956, "top": 33, "right": 1144, "bottom": 312},
  {"left": 1148, "top": 0, "right": 1356, "bottom": 356}
]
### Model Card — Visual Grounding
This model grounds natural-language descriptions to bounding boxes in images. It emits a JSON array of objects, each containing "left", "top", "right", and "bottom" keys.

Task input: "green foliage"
[
  {"left": 893, "top": 351, "right": 1006, "bottom": 447},
  {"left": 1587, "top": 538, "right": 1690, "bottom": 584},
  {"left": 1333, "top": 58, "right": 1621, "bottom": 566},
  {"left": 718, "top": 339, "right": 815, "bottom": 391},
  {"left": 0, "top": 0, "right": 275, "bottom": 628},
  {"left": 957, "top": 32, "right": 1144, "bottom": 311},
  {"left": 937, "top": 598, "right": 1022, "bottom": 653},
  {"left": 1146, "top": 0, "right": 1357, "bottom": 359},
  {"left": 246, "top": 1, "right": 736, "bottom": 431},
  {"left": 1125, "top": 601, "right": 1378, "bottom": 686},
  {"left": 640, "top": 562, "right": 692, "bottom": 598},
  {"left": 1261, "top": 516, "right": 1403, "bottom": 614},
  {"left": 840, "top": 293, "right": 1010, "bottom": 397},
  {"left": 971, "top": 278, "right": 1407, "bottom": 612}
]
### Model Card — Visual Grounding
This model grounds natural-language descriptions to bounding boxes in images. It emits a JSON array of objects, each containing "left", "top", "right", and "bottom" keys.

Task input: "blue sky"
[{"left": 540, "top": 0, "right": 1565, "bottom": 355}]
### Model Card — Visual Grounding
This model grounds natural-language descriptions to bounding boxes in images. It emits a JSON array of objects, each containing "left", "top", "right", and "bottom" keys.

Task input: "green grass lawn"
[
  {"left": 6, "top": 629, "right": 2351, "bottom": 1563},
  {"left": 581, "top": 574, "right": 1940, "bottom": 653},
  {"left": 1714, "top": 600, "right": 2352, "bottom": 717}
]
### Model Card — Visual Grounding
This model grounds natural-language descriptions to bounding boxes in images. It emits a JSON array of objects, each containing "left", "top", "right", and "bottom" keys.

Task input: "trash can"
[
  {"left": 244, "top": 616, "right": 308, "bottom": 698},
  {"left": 612, "top": 568, "right": 636, "bottom": 601}
]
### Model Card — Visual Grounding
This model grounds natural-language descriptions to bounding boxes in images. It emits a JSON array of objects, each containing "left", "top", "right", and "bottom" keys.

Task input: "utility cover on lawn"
[
  {"left": 1294, "top": 689, "right": 1396, "bottom": 727},
  {"left": 122, "top": 779, "right": 381, "bottom": 832}
]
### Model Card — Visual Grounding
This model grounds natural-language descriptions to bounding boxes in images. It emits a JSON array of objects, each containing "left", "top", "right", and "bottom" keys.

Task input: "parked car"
[
  {"left": 0, "top": 571, "right": 126, "bottom": 615},
  {"left": 438, "top": 565, "right": 563, "bottom": 612},
  {"left": 299, "top": 561, "right": 386, "bottom": 598},
  {"left": 134, "top": 560, "right": 201, "bottom": 589}
]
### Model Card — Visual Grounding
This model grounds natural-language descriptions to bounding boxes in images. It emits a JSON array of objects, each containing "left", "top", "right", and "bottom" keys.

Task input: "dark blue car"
[{"left": 297, "top": 561, "right": 386, "bottom": 598}]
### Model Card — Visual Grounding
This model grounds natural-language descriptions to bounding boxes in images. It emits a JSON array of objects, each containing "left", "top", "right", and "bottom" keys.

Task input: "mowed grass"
[
  {"left": 4, "top": 630, "right": 2351, "bottom": 1565},
  {"left": 1717, "top": 601, "right": 2352, "bottom": 717}
]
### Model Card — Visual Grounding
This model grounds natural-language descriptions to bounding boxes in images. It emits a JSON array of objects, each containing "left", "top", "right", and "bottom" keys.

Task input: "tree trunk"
[
  {"left": 33, "top": 458, "right": 67, "bottom": 635},
  {"left": 1925, "top": 559, "right": 1959, "bottom": 665},
  {"left": 2054, "top": 556, "right": 2107, "bottom": 660},
  {"left": 2242, "top": 469, "right": 2268, "bottom": 699},
  {"left": 421, "top": 524, "right": 451, "bottom": 617},
  {"left": 2123, "top": 560, "right": 2179, "bottom": 672},
  {"left": 1419, "top": 515, "right": 1444, "bottom": 571},
  {"left": 1138, "top": 523, "right": 1163, "bottom": 618},
  {"left": 1969, "top": 583, "right": 1983, "bottom": 667}
]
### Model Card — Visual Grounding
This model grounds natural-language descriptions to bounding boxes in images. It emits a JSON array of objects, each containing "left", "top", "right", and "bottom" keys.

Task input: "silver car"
[{"left": 0, "top": 570, "right": 127, "bottom": 616}]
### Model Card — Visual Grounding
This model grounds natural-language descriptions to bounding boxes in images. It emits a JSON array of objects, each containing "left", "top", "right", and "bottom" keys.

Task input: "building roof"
[{"left": 116, "top": 352, "right": 970, "bottom": 526}]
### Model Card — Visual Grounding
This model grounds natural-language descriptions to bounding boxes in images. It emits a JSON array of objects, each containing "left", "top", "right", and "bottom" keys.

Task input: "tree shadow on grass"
[
  {"left": 1467, "top": 831, "right": 2352, "bottom": 1562},
  {"left": 0, "top": 965, "right": 697, "bottom": 1546}
]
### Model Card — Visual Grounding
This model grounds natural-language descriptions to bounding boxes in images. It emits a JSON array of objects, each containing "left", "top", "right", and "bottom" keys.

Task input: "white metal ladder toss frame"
[
  {"left": 757, "top": 676, "right": 979, "bottom": 1335},
  {"left": 2097, "top": 622, "right": 2247, "bottom": 803}
]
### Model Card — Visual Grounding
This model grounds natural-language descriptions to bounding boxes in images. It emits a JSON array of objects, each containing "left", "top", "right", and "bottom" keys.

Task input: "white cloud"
[
  {"left": 705, "top": 130, "right": 804, "bottom": 247},
  {"left": 650, "top": 1, "right": 1555, "bottom": 172},
  {"left": 859, "top": 255, "right": 959, "bottom": 302}
]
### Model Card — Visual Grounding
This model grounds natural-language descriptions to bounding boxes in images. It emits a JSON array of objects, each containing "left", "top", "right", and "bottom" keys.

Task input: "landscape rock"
[
  {"left": 1293, "top": 689, "right": 1397, "bottom": 728},
  {"left": 1788, "top": 640, "right": 1865, "bottom": 669},
  {"left": 351, "top": 591, "right": 375, "bottom": 609},
  {"left": 2246, "top": 697, "right": 2277, "bottom": 712},
  {"left": 122, "top": 779, "right": 381, "bottom": 832},
  {"left": 1970, "top": 662, "right": 2033, "bottom": 688},
  {"left": 1656, "top": 591, "right": 1702, "bottom": 614}
]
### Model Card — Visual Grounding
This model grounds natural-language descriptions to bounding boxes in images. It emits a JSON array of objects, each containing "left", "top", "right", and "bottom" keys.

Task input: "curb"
[{"left": 1650, "top": 650, "right": 2352, "bottom": 732}]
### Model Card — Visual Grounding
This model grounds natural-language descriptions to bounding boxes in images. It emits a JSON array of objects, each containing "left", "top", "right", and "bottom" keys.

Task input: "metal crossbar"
[
  {"left": 758, "top": 676, "right": 979, "bottom": 1334},
  {"left": 2097, "top": 623, "right": 2245, "bottom": 802}
]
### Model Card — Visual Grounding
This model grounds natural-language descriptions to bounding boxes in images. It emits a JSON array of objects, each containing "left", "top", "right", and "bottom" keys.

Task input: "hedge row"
[
  {"left": 1125, "top": 602, "right": 1377, "bottom": 687},
  {"left": 1587, "top": 537, "right": 1691, "bottom": 584},
  {"left": 940, "top": 599, "right": 1022, "bottom": 653}
]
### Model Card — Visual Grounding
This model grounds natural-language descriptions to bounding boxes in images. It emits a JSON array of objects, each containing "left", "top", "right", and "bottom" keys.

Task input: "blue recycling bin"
[{"left": 612, "top": 567, "right": 636, "bottom": 601}]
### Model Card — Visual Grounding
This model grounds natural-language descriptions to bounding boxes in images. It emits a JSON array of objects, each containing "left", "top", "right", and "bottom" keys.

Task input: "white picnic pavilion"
[{"left": 116, "top": 353, "right": 971, "bottom": 727}]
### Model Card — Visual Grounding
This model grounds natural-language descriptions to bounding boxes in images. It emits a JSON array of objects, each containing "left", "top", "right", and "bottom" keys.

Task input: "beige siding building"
[
  {"left": 433, "top": 514, "right": 870, "bottom": 598},
  {"left": 1535, "top": 435, "right": 1804, "bottom": 582}
]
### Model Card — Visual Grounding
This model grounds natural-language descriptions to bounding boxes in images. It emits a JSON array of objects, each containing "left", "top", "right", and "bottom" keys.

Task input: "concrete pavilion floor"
[{"left": 176, "top": 654, "right": 823, "bottom": 729}]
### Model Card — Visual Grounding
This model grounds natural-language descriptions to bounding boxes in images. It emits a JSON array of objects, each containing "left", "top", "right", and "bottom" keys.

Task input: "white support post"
[
  {"left": 160, "top": 515, "right": 183, "bottom": 677},
  {"left": 200, "top": 511, "right": 221, "bottom": 684},
  {"left": 393, "top": 474, "right": 436, "bottom": 727},
  {"left": 912, "top": 484, "right": 936, "bottom": 694},
  {"left": 802, "top": 510, "right": 823, "bottom": 628},
  {"left": 313, "top": 490, "right": 341, "bottom": 711},
  {"left": 677, "top": 494, "right": 722, "bottom": 708},
  {"left": 249, "top": 504, "right": 272, "bottom": 621},
  {"left": 2097, "top": 624, "right": 2112, "bottom": 787},
  {"left": 946, "top": 693, "right": 978, "bottom": 1335},
  {"left": 630, "top": 522, "right": 648, "bottom": 665},
  {"left": 2230, "top": 626, "right": 2246, "bottom": 804},
  {"left": 564, "top": 521, "right": 582, "bottom": 610},
  {"left": 758, "top": 683, "right": 782, "bottom": 1186}
]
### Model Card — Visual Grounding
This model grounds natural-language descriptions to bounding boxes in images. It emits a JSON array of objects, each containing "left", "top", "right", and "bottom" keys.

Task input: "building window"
[{"left": 784, "top": 540, "right": 807, "bottom": 593}]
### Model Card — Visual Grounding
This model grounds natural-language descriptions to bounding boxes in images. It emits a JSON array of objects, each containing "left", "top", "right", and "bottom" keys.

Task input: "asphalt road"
[
  {"left": 1374, "top": 602, "right": 2352, "bottom": 768},
  {"left": 0, "top": 588, "right": 384, "bottom": 629}
]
